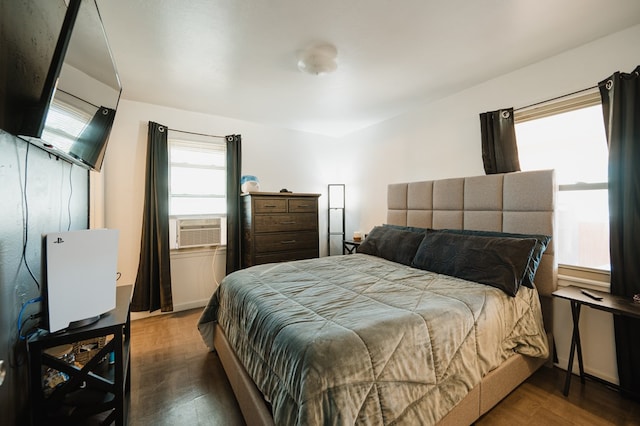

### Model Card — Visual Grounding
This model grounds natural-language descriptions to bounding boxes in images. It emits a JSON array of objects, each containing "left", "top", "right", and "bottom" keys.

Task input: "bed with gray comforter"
[
  {"left": 198, "top": 253, "right": 549, "bottom": 425},
  {"left": 199, "top": 169, "right": 556, "bottom": 425}
]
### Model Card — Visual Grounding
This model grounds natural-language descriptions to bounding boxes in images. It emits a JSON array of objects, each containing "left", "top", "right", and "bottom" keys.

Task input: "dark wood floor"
[{"left": 128, "top": 308, "right": 640, "bottom": 426}]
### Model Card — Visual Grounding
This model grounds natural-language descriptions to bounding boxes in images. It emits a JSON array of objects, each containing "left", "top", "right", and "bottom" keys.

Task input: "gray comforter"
[{"left": 198, "top": 254, "right": 549, "bottom": 425}]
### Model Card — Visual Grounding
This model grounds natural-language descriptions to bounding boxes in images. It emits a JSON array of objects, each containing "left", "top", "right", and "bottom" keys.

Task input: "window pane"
[
  {"left": 171, "top": 167, "right": 226, "bottom": 195},
  {"left": 171, "top": 145, "right": 225, "bottom": 167},
  {"left": 515, "top": 105, "right": 608, "bottom": 185},
  {"left": 168, "top": 138, "right": 227, "bottom": 216},
  {"left": 170, "top": 197, "right": 226, "bottom": 216},
  {"left": 557, "top": 189, "right": 610, "bottom": 270},
  {"left": 516, "top": 103, "right": 610, "bottom": 271}
]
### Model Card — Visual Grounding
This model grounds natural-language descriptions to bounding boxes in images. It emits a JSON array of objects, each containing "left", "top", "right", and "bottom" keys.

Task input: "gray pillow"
[
  {"left": 383, "top": 223, "right": 430, "bottom": 234},
  {"left": 435, "top": 229, "right": 551, "bottom": 289},
  {"left": 357, "top": 226, "right": 425, "bottom": 266},
  {"left": 411, "top": 232, "right": 538, "bottom": 296}
]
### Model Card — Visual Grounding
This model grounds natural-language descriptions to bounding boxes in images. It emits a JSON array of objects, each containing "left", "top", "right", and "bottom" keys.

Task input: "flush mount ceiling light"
[{"left": 297, "top": 43, "right": 338, "bottom": 76}]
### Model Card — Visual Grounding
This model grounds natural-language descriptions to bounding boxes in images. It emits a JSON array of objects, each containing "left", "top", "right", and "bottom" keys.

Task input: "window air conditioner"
[{"left": 176, "top": 218, "right": 222, "bottom": 248}]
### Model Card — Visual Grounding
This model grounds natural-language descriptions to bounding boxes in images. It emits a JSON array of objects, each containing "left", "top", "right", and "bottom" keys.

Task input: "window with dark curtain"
[
  {"left": 225, "top": 134, "right": 242, "bottom": 274},
  {"left": 599, "top": 65, "right": 640, "bottom": 401},
  {"left": 131, "top": 121, "right": 173, "bottom": 312},
  {"left": 480, "top": 108, "right": 521, "bottom": 174}
]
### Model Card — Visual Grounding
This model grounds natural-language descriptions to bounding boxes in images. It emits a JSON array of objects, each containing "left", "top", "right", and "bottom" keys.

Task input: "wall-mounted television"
[{"left": 0, "top": 0, "right": 121, "bottom": 172}]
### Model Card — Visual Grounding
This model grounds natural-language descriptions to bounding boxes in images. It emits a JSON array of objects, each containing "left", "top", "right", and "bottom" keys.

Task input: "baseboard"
[
  {"left": 130, "top": 298, "right": 209, "bottom": 321},
  {"left": 554, "top": 356, "right": 619, "bottom": 385}
]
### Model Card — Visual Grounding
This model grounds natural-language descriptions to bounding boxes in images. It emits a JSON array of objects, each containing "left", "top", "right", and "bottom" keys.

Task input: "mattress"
[{"left": 198, "top": 254, "right": 549, "bottom": 425}]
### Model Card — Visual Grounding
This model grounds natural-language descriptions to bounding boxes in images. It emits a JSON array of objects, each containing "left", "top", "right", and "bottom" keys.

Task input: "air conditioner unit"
[{"left": 176, "top": 218, "right": 222, "bottom": 248}]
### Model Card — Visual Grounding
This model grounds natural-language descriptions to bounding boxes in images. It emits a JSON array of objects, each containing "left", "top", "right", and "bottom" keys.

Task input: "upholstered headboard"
[{"left": 387, "top": 169, "right": 557, "bottom": 329}]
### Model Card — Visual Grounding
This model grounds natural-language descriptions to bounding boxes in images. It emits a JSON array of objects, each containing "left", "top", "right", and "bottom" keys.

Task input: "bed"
[{"left": 198, "top": 169, "right": 556, "bottom": 425}]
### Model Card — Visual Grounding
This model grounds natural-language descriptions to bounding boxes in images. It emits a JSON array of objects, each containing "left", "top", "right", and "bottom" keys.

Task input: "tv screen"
[{"left": 0, "top": 0, "right": 121, "bottom": 172}]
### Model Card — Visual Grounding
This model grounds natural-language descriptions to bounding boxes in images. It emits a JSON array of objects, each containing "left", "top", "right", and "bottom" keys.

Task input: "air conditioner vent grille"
[{"left": 176, "top": 218, "right": 221, "bottom": 248}]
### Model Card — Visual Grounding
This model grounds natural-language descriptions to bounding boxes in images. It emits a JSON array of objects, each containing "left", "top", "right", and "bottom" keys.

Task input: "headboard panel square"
[
  {"left": 407, "top": 181, "right": 433, "bottom": 210},
  {"left": 464, "top": 174, "right": 504, "bottom": 210},
  {"left": 463, "top": 211, "right": 503, "bottom": 231},
  {"left": 407, "top": 210, "right": 432, "bottom": 228},
  {"left": 387, "top": 169, "right": 557, "bottom": 329}
]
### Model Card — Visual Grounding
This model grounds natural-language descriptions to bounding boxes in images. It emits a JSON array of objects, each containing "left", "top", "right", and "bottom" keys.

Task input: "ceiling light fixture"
[{"left": 297, "top": 43, "right": 338, "bottom": 76}]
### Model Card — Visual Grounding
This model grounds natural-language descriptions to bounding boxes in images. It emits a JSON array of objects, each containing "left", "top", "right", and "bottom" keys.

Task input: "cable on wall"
[
  {"left": 20, "top": 143, "right": 41, "bottom": 289},
  {"left": 211, "top": 244, "right": 221, "bottom": 287},
  {"left": 67, "top": 163, "right": 74, "bottom": 231},
  {"left": 17, "top": 296, "right": 42, "bottom": 340}
]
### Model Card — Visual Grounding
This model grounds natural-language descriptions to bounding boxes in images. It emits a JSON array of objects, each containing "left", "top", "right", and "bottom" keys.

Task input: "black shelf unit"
[
  {"left": 327, "top": 184, "right": 345, "bottom": 256},
  {"left": 27, "top": 285, "right": 132, "bottom": 425}
]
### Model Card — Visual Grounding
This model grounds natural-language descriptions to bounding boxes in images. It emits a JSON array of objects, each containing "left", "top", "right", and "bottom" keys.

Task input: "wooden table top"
[{"left": 552, "top": 285, "right": 640, "bottom": 319}]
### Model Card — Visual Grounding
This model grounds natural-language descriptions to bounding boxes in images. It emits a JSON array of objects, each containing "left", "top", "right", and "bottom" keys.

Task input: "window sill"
[
  {"left": 557, "top": 264, "right": 610, "bottom": 292},
  {"left": 170, "top": 245, "right": 226, "bottom": 259}
]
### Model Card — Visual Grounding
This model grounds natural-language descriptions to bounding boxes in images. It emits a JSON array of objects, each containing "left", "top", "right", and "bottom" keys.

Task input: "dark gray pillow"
[
  {"left": 435, "top": 229, "right": 551, "bottom": 289},
  {"left": 410, "top": 232, "right": 538, "bottom": 296},
  {"left": 357, "top": 226, "right": 425, "bottom": 266},
  {"left": 383, "top": 223, "right": 431, "bottom": 234}
]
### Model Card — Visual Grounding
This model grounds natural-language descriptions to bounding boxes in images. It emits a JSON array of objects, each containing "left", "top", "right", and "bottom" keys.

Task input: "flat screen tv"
[
  {"left": 42, "top": 229, "right": 119, "bottom": 333},
  {"left": 0, "top": 0, "right": 121, "bottom": 171}
]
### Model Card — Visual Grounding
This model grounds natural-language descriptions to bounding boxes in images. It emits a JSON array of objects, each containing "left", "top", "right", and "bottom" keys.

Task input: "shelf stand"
[{"left": 327, "top": 184, "right": 345, "bottom": 256}]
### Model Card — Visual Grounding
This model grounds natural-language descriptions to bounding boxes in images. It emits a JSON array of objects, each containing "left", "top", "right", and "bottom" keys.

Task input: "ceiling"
[{"left": 96, "top": 0, "right": 640, "bottom": 137}]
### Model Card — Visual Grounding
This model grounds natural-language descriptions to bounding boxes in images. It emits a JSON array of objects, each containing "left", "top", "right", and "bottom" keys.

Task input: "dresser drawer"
[
  {"left": 289, "top": 198, "right": 317, "bottom": 213},
  {"left": 254, "top": 198, "right": 287, "bottom": 213},
  {"left": 254, "top": 231, "right": 318, "bottom": 253},
  {"left": 253, "top": 213, "right": 317, "bottom": 233},
  {"left": 254, "top": 249, "right": 319, "bottom": 265}
]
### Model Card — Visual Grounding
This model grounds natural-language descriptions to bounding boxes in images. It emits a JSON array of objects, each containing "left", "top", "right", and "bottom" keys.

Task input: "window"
[
  {"left": 41, "top": 92, "right": 94, "bottom": 151},
  {"left": 515, "top": 91, "right": 610, "bottom": 271},
  {"left": 168, "top": 138, "right": 226, "bottom": 216}
]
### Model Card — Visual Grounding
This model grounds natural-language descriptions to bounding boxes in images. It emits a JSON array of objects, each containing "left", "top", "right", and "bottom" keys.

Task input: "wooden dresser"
[{"left": 241, "top": 192, "right": 320, "bottom": 267}]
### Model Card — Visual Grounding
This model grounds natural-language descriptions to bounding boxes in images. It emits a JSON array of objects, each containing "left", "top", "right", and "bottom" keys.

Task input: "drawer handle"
[
  {"left": 280, "top": 221, "right": 296, "bottom": 225},
  {"left": 297, "top": 204, "right": 309, "bottom": 207},
  {"left": 281, "top": 240, "right": 296, "bottom": 244},
  {"left": 264, "top": 204, "right": 278, "bottom": 208}
]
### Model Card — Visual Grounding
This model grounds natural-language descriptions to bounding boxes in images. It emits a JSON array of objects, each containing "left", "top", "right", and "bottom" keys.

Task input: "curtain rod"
[
  {"left": 167, "top": 127, "right": 226, "bottom": 139},
  {"left": 514, "top": 85, "right": 598, "bottom": 112},
  {"left": 58, "top": 88, "right": 99, "bottom": 109}
]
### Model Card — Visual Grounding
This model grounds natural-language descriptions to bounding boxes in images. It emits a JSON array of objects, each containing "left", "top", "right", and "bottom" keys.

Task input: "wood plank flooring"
[{"left": 129, "top": 308, "right": 640, "bottom": 426}]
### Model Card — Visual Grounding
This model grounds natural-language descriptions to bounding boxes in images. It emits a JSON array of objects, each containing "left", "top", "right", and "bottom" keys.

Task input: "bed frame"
[{"left": 213, "top": 169, "right": 557, "bottom": 425}]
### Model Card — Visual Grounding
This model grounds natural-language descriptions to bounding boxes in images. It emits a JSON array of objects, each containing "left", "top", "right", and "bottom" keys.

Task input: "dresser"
[{"left": 241, "top": 192, "right": 320, "bottom": 267}]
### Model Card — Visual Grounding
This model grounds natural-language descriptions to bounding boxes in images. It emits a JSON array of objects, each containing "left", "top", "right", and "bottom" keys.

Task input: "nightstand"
[
  {"left": 343, "top": 239, "right": 361, "bottom": 254},
  {"left": 27, "top": 285, "right": 132, "bottom": 425},
  {"left": 552, "top": 285, "right": 640, "bottom": 396}
]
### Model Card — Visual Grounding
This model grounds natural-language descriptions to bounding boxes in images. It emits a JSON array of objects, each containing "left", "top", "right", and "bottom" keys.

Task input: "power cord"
[
  {"left": 17, "top": 296, "right": 43, "bottom": 340},
  {"left": 67, "top": 162, "right": 74, "bottom": 231},
  {"left": 211, "top": 244, "right": 220, "bottom": 286},
  {"left": 20, "top": 142, "right": 41, "bottom": 289}
]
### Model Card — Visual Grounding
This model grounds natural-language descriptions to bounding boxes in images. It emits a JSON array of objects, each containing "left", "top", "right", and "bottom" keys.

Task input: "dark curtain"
[
  {"left": 131, "top": 122, "right": 173, "bottom": 312},
  {"left": 225, "top": 134, "right": 242, "bottom": 274},
  {"left": 73, "top": 106, "right": 116, "bottom": 171},
  {"left": 599, "top": 65, "right": 640, "bottom": 400},
  {"left": 480, "top": 108, "right": 521, "bottom": 174}
]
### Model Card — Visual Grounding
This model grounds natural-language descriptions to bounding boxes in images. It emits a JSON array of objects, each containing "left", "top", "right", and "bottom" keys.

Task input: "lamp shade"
[{"left": 297, "top": 43, "right": 338, "bottom": 75}]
